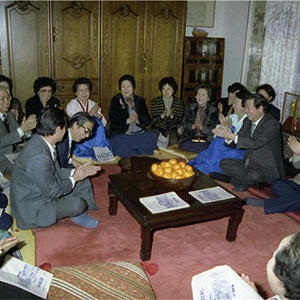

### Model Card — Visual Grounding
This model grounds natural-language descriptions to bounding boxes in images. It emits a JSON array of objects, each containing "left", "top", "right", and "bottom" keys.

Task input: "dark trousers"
[
  {"left": 264, "top": 179, "right": 300, "bottom": 214},
  {"left": 220, "top": 158, "right": 265, "bottom": 191}
]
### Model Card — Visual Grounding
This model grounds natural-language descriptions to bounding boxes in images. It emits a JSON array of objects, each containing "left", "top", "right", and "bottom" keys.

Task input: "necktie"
[
  {"left": 3, "top": 114, "right": 9, "bottom": 132},
  {"left": 244, "top": 123, "right": 257, "bottom": 167}
]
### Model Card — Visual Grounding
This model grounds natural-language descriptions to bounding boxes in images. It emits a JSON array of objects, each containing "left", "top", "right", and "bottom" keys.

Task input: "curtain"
[{"left": 260, "top": 1, "right": 300, "bottom": 114}]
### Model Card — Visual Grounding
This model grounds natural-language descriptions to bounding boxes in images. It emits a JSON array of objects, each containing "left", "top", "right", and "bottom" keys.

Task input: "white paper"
[
  {"left": 0, "top": 174, "right": 10, "bottom": 196},
  {"left": 93, "top": 146, "right": 115, "bottom": 163},
  {"left": 0, "top": 256, "right": 53, "bottom": 299},
  {"left": 140, "top": 191, "right": 190, "bottom": 214},
  {"left": 192, "top": 265, "right": 264, "bottom": 300},
  {"left": 5, "top": 152, "right": 20, "bottom": 164},
  {"left": 189, "top": 186, "right": 234, "bottom": 204},
  {"left": 157, "top": 132, "right": 169, "bottom": 149}
]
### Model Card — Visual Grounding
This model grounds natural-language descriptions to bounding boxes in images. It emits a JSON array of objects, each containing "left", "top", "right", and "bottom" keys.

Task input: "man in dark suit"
[
  {"left": 57, "top": 112, "right": 96, "bottom": 168},
  {"left": 10, "top": 108, "right": 101, "bottom": 230},
  {"left": 0, "top": 86, "right": 36, "bottom": 173},
  {"left": 211, "top": 93, "right": 285, "bottom": 191}
]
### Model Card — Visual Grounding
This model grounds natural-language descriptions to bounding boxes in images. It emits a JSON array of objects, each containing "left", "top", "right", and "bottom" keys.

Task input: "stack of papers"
[{"left": 189, "top": 186, "right": 234, "bottom": 204}]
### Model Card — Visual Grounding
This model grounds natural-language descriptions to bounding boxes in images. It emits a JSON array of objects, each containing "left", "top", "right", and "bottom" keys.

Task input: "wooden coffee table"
[{"left": 108, "top": 158, "right": 244, "bottom": 261}]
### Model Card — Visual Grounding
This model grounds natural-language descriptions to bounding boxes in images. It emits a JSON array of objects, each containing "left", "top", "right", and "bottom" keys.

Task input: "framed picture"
[
  {"left": 186, "top": 1, "right": 215, "bottom": 28},
  {"left": 282, "top": 92, "right": 300, "bottom": 132}
]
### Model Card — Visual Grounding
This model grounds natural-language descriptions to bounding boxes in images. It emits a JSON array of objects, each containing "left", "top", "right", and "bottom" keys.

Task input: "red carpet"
[{"left": 34, "top": 164, "right": 300, "bottom": 299}]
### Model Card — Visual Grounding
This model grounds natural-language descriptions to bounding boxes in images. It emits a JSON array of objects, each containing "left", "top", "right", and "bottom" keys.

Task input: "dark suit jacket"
[
  {"left": 0, "top": 111, "right": 23, "bottom": 173},
  {"left": 56, "top": 130, "right": 70, "bottom": 168},
  {"left": 109, "top": 93, "right": 151, "bottom": 135},
  {"left": 229, "top": 113, "right": 285, "bottom": 183},
  {"left": 25, "top": 95, "right": 61, "bottom": 118},
  {"left": 10, "top": 134, "right": 74, "bottom": 229},
  {"left": 179, "top": 102, "right": 219, "bottom": 144}
]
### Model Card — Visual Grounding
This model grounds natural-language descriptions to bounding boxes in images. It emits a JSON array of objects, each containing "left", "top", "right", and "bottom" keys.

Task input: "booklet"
[
  {"left": 0, "top": 256, "right": 53, "bottom": 299},
  {"left": 191, "top": 265, "right": 264, "bottom": 300},
  {"left": 140, "top": 192, "right": 190, "bottom": 214},
  {"left": 93, "top": 146, "right": 115, "bottom": 163},
  {"left": 189, "top": 186, "right": 234, "bottom": 204}
]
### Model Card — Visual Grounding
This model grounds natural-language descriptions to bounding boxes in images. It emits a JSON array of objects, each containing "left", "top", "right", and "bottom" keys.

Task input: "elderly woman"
[
  {"left": 109, "top": 74, "right": 158, "bottom": 158},
  {"left": 65, "top": 77, "right": 111, "bottom": 160},
  {"left": 178, "top": 83, "right": 219, "bottom": 153},
  {"left": 26, "top": 77, "right": 60, "bottom": 118},
  {"left": 256, "top": 84, "right": 280, "bottom": 121},
  {"left": 151, "top": 76, "right": 184, "bottom": 145},
  {"left": 66, "top": 77, "right": 107, "bottom": 127}
]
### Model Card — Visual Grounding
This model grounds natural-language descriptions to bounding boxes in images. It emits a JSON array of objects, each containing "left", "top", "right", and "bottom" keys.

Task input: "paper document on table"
[
  {"left": 0, "top": 256, "right": 53, "bottom": 299},
  {"left": 157, "top": 132, "right": 169, "bottom": 149},
  {"left": 93, "top": 146, "right": 115, "bottom": 163},
  {"left": 189, "top": 186, "right": 234, "bottom": 203},
  {"left": 5, "top": 152, "right": 19, "bottom": 164},
  {"left": 192, "top": 265, "right": 264, "bottom": 300},
  {"left": 140, "top": 192, "right": 190, "bottom": 214}
]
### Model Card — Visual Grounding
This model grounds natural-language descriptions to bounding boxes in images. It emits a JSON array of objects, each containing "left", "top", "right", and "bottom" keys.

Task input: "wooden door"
[
  {"left": 143, "top": 1, "right": 186, "bottom": 108},
  {"left": 0, "top": 1, "right": 50, "bottom": 106},
  {"left": 101, "top": 1, "right": 145, "bottom": 119},
  {"left": 52, "top": 1, "right": 100, "bottom": 109}
]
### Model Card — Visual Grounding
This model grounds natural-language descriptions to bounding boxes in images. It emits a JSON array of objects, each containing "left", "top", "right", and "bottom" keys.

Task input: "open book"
[{"left": 192, "top": 265, "right": 264, "bottom": 300}]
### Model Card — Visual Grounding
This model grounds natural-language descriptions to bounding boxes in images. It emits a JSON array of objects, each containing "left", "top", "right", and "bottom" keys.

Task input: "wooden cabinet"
[
  {"left": 0, "top": 0, "right": 186, "bottom": 119},
  {"left": 182, "top": 37, "right": 225, "bottom": 106}
]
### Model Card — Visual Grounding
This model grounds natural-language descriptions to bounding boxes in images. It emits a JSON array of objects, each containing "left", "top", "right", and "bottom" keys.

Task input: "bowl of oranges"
[{"left": 149, "top": 159, "right": 197, "bottom": 190}]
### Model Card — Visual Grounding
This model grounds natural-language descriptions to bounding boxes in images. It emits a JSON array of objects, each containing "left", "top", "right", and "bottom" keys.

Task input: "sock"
[
  {"left": 71, "top": 212, "right": 99, "bottom": 228},
  {"left": 245, "top": 198, "right": 264, "bottom": 207}
]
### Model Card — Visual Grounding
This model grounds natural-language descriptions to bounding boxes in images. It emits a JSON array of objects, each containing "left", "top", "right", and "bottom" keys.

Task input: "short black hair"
[
  {"left": 158, "top": 77, "right": 178, "bottom": 95},
  {"left": 118, "top": 74, "right": 135, "bottom": 90},
  {"left": 228, "top": 82, "right": 247, "bottom": 94},
  {"left": 72, "top": 77, "right": 92, "bottom": 93},
  {"left": 194, "top": 83, "right": 214, "bottom": 102},
  {"left": 69, "top": 111, "right": 96, "bottom": 128},
  {"left": 34, "top": 77, "right": 56, "bottom": 94},
  {"left": 245, "top": 93, "right": 269, "bottom": 112},
  {"left": 0, "top": 75, "right": 13, "bottom": 93},
  {"left": 36, "top": 107, "right": 67, "bottom": 136},
  {"left": 235, "top": 90, "right": 251, "bottom": 107},
  {"left": 256, "top": 84, "right": 276, "bottom": 103},
  {"left": 274, "top": 232, "right": 300, "bottom": 300}
]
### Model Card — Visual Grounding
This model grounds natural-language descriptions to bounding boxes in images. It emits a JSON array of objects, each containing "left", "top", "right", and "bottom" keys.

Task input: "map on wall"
[{"left": 186, "top": 1, "right": 215, "bottom": 27}]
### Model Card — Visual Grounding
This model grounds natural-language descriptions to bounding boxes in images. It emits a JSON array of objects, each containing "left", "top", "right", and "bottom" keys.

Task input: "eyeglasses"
[
  {"left": 81, "top": 125, "right": 93, "bottom": 136},
  {"left": 0, "top": 96, "right": 11, "bottom": 102}
]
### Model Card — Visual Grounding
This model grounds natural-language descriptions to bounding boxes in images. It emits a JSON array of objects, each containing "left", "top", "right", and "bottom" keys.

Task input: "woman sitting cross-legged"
[
  {"left": 109, "top": 74, "right": 158, "bottom": 158},
  {"left": 178, "top": 83, "right": 219, "bottom": 153},
  {"left": 151, "top": 76, "right": 184, "bottom": 146},
  {"left": 188, "top": 89, "right": 251, "bottom": 174}
]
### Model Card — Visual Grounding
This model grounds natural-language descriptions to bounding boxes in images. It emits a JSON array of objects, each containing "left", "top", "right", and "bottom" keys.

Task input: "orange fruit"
[
  {"left": 164, "top": 167, "right": 173, "bottom": 174},
  {"left": 151, "top": 164, "right": 158, "bottom": 172},
  {"left": 174, "top": 175, "right": 183, "bottom": 179},
  {"left": 161, "top": 161, "right": 172, "bottom": 168},
  {"left": 163, "top": 173, "right": 172, "bottom": 179},
  {"left": 183, "top": 171, "right": 194, "bottom": 178},
  {"left": 171, "top": 172, "right": 178, "bottom": 178},
  {"left": 176, "top": 169, "right": 184, "bottom": 175},
  {"left": 185, "top": 165, "right": 193, "bottom": 172},
  {"left": 172, "top": 163, "right": 182, "bottom": 170},
  {"left": 155, "top": 168, "right": 164, "bottom": 176},
  {"left": 179, "top": 162, "right": 186, "bottom": 168},
  {"left": 169, "top": 159, "right": 177, "bottom": 165}
]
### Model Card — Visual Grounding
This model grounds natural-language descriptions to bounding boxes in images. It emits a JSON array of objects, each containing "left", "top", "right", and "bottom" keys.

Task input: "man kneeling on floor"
[
  {"left": 211, "top": 93, "right": 285, "bottom": 192},
  {"left": 10, "top": 107, "right": 101, "bottom": 230}
]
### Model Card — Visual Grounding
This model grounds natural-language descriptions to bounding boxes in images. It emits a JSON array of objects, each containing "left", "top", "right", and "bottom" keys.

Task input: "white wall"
[{"left": 186, "top": 1, "right": 250, "bottom": 97}]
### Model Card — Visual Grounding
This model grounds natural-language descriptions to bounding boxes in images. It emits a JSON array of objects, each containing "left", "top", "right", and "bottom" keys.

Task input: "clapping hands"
[
  {"left": 288, "top": 136, "right": 300, "bottom": 157},
  {"left": 20, "top": 115, "right": 37, "bottom": 132}
]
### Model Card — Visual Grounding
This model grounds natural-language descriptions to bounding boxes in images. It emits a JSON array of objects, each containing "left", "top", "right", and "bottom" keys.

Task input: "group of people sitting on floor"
[{"left": 0, "top": 72, "right": 300, "bottom": 228}]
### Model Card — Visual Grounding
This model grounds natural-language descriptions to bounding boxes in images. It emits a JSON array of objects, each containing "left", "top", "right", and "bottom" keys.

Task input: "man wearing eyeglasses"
[
  {"left": 0, "top": 86, "right": 37, "bottom": 173},
  {"left": 56, "top": 112, "right": 96, "bottom": 168}
]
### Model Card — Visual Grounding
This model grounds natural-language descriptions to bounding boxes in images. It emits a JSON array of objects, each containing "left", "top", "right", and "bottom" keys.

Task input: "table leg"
[
  {"left": 108, "top": 183, "right": 118, "bottom": 216},
  {"left": 226, "top": 208, "right": 244, "bottom": 242},
  {"left": 140, "top": 226, "right": 153, "bottom": 261}
]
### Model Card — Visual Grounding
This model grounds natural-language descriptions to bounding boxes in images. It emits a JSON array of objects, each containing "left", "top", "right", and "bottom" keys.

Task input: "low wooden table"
[{"left": 108, "top": 158, "right": 244, "bottom": 261}]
